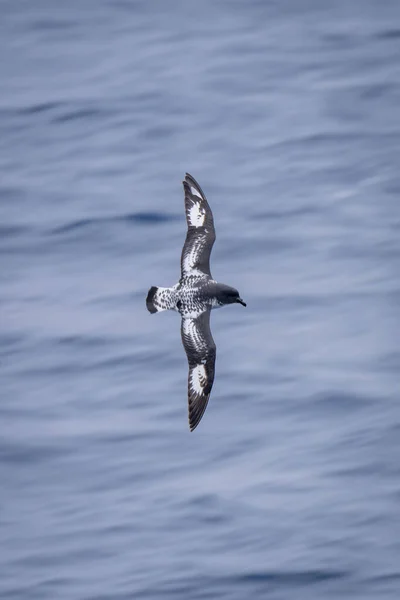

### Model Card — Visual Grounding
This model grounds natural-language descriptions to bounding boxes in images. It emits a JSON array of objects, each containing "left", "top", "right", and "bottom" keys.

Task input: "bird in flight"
[{"left": 146, "top": 173, "right": 246, "bottom": 431}]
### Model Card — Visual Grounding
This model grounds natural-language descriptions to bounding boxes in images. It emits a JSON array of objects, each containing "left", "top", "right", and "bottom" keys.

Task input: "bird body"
[
  {"left": 146, "top": 173, "right": 246, "bottom": 431},
  {"left": 147, "top": 279, "right": 241, "bottom": 317}
]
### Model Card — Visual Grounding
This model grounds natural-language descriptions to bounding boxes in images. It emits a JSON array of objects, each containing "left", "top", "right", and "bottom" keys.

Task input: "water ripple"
[{"left": 50, "top": 212, "right": 178, "bottom": 235}]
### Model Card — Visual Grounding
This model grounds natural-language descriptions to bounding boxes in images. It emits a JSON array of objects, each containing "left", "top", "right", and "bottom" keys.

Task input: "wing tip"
[
  {"left": 189, "top": 415, "right": 202, "bottom": 432},
  {"left": 183, "top": 173, "right": 206, "bottom": 198},
  {"left": 182, "top": 173, "right": 192, "bottom": 187},
  {"left": 188, "top": 392, "right": 211, "bottom": 432}
]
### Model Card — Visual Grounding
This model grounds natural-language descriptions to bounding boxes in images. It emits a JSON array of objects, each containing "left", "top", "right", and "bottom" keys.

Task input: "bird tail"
[{"left": 146, "top": 286, "right": 177, "bottom": 314}]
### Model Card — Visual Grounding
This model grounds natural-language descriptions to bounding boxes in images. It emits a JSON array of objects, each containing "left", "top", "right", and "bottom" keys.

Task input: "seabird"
[{"left": 146, "top": 173, "right": 246, "bottom": 431}]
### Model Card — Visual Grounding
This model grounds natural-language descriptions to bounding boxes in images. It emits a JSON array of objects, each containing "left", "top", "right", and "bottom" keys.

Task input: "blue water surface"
[{"left": 1, "top": 1, "right": 400, "bottom": 598}]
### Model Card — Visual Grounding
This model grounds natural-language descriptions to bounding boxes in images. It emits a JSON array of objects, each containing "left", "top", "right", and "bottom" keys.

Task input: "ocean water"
[{"left": 1, "top": 0, "right": 400, "bottom": 598}]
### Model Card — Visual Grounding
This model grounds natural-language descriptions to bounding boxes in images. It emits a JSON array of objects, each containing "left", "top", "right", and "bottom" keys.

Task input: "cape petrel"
[{"left": 146, "top": 173, "right": 246, "bottom": 431}]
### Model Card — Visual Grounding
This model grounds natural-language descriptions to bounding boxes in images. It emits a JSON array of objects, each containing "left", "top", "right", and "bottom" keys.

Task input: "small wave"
[
  {"left": 123, "top": 212, "right": 178, "bottom": 224},
  {"left": 0, "top": 439, "right": 71, "bottom": 466},
  {"left": 251, "top": 205, "right": 318, "bottom": 221},
  {"left": 56, "top": 334, "right": 120, "bottom": 349},
  {"left": 308, "top": 391, "right": 375, "bottom": 412},
  {"left": 234, "top": 568, "right": 349, "bottom": 585},
  {"left": 0, "top": 186, "right": 27, "bottom": 203},
  {"left": 0, "top": 333, "right": 28, "bottom": 359},
  {"left": 0, "top": 102, "right": 63, "bottom": 120},
  {"left": 376, "top": 29, "right": 400, "bottom": 40},
  {"left": 31, "top": 18, "right": 76, "bottom": 32},
  {"left": 0, "top": 225, "right": 29, "bottom": 238},
  {"left": 367, "top": 572, "right": 400, "bottom": 584},
  {"left": 50, "top": 212, "right": 177, "bottom": 234},
  {"left": 18, "top": 101, "right": 62, "bottom": 116},
  {"left": 0, "top": 101, "right": 113, "bottom": 124},
  {"left": 51, "top": 218, "right": 94, "bottom": 234},
  {"left": 52, "top": 106, "right": 112, "bottom": 124}
]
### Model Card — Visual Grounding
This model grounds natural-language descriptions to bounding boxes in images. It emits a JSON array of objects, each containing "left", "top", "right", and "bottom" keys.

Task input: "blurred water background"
[{"left": 1, "top": 0, "right": 400, "bottom": 598}]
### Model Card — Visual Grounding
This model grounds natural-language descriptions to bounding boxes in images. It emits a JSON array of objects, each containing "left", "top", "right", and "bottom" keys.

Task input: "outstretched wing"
[
  {"left": 181, "top": 309, "right": 216, "bottom": 431},
  {"left": 181, "top": 173, "right": 216, "bottom": 279}
]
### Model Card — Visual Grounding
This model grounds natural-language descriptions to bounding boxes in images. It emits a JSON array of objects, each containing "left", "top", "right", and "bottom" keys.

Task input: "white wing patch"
[
  {"left": 182, "top": 174, "right": 215, "bottom": 279},
  {"left": 180, "top": 306, "right": 216, "bottom": 431},
  {"left": 188, "top": 201, "right": 206, "bottom": 227},
  {"left": 189, "top": 364, "right": 207, "bottom": 395},
  {"left": 190, "top": 186, "right": 203, "bottom": 199}
]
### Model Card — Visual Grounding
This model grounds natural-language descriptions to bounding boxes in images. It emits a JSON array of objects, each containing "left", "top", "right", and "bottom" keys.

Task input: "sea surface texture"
[{"left": 1, "top": 1, "right": 400, "bottom": 598}]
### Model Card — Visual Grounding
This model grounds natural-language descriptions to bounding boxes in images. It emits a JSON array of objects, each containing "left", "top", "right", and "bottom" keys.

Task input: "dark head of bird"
[{"left": 215, "top": 284, "right": 246, "bottom": 307}]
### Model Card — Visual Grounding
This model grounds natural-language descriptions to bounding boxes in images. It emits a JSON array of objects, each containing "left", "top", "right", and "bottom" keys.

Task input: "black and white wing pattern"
[
  {"left": 181, "top": 309, "right": 216, "bottom": 431},
  {"left": 181, "top": 173, "right": 216, "bottom": 279}
]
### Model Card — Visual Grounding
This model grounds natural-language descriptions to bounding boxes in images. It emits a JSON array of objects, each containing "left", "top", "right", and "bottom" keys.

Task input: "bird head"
[{"left": 216, "top": 284, "right": 246, "bottom": 307}]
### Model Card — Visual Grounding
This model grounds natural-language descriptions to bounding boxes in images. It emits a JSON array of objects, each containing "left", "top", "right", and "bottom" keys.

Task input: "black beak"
[{"left": 237, "top": 298, "right": 247, "bottom": 307}]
